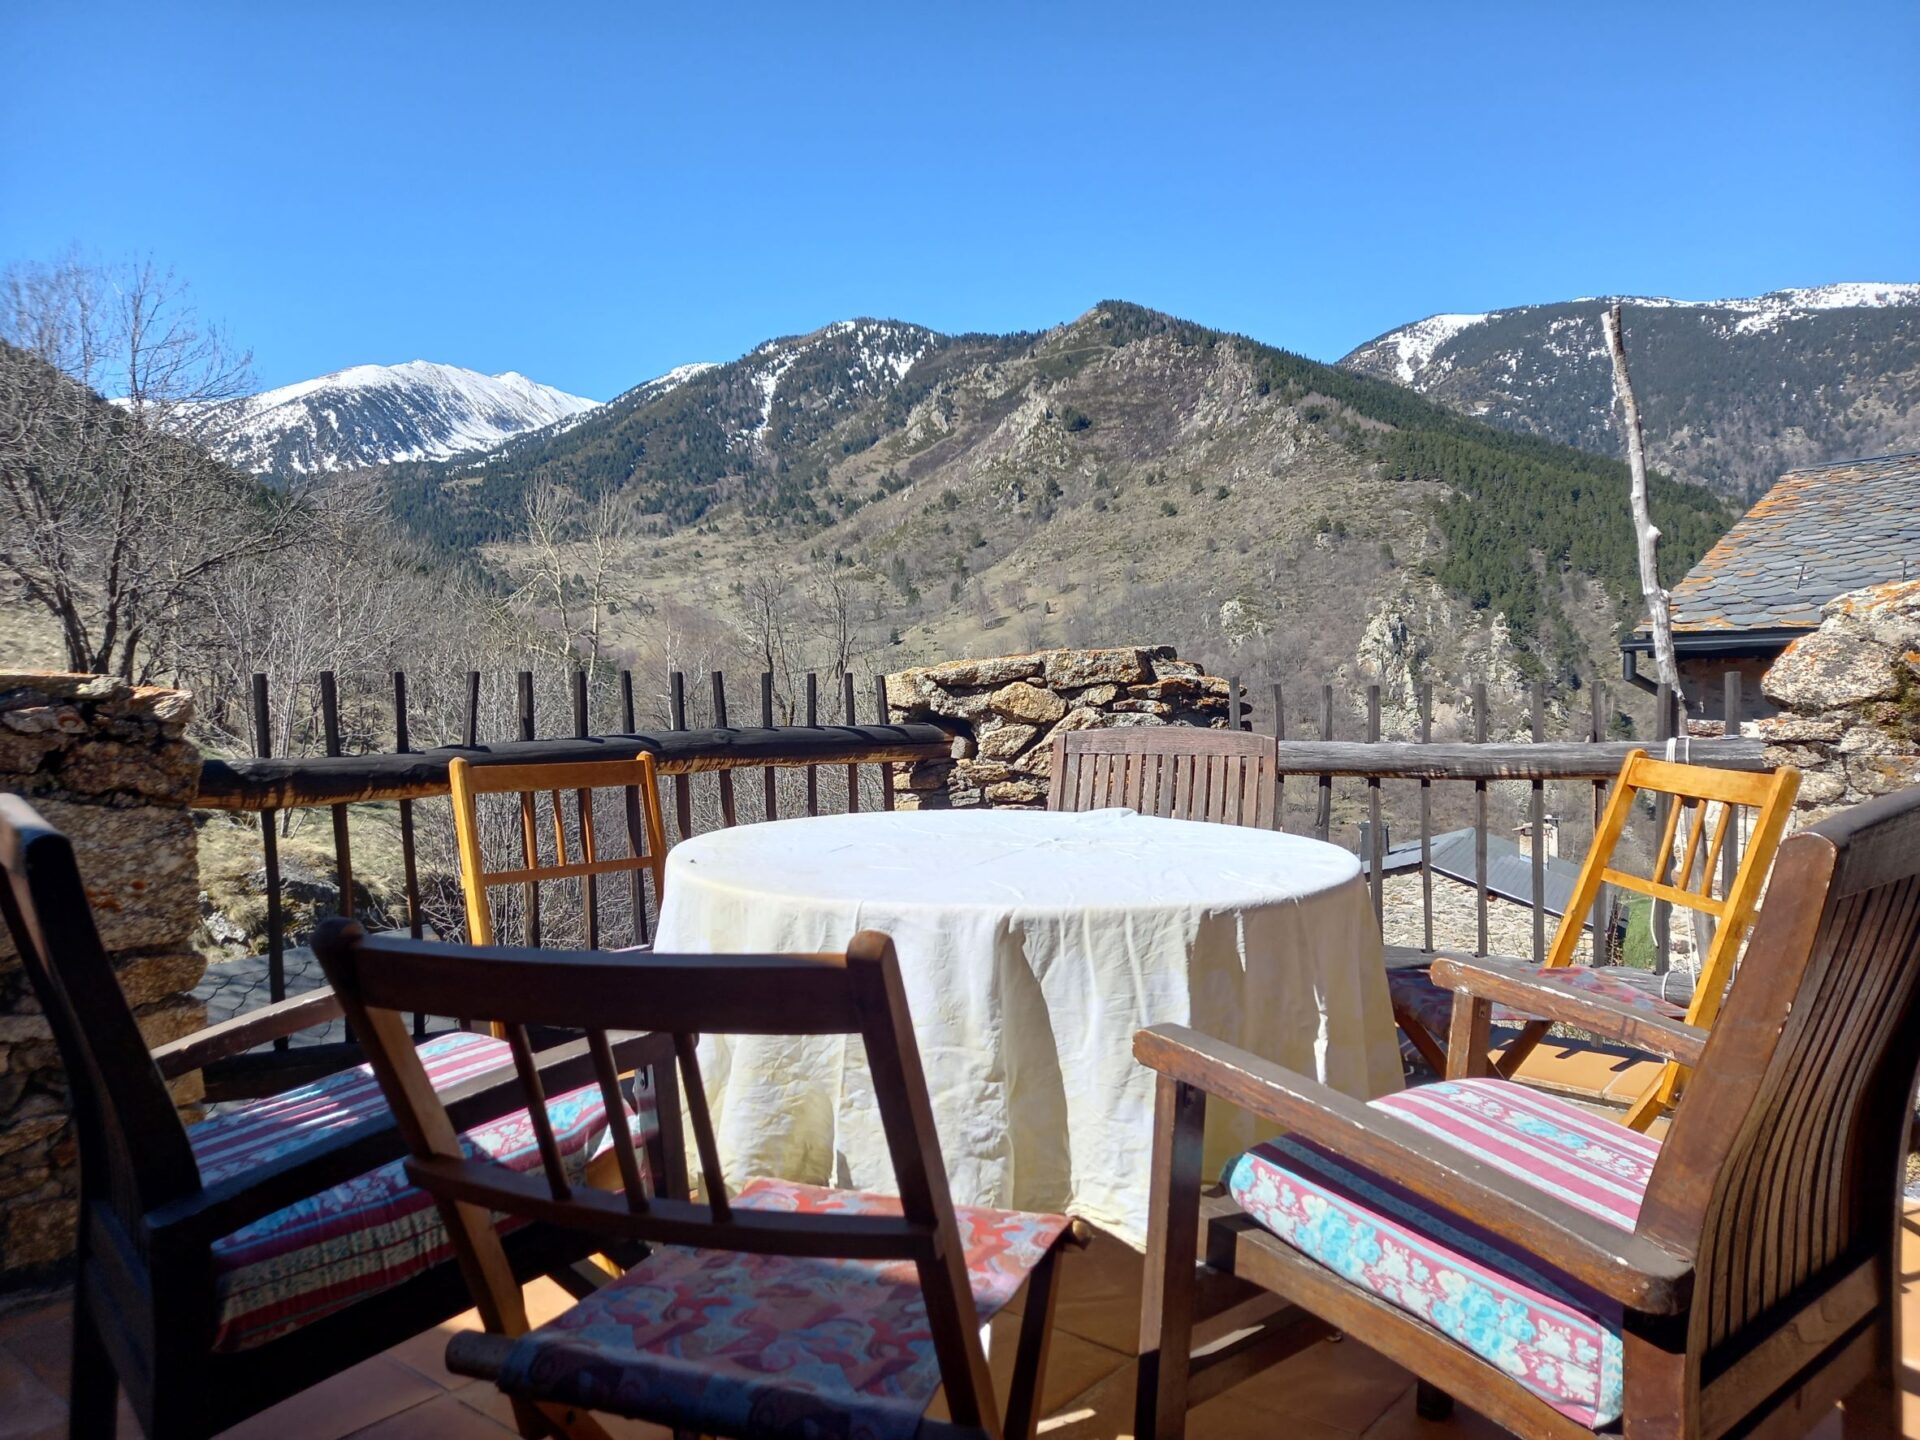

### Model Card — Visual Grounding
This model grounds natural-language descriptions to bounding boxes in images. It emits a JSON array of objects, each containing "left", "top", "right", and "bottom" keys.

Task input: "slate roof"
[
  {"left": 1367, "top": 826, "right": 1586, "bottom": 924},
  {"left": 1652, "top": 451, "right": 1920, "bottom": 637}
]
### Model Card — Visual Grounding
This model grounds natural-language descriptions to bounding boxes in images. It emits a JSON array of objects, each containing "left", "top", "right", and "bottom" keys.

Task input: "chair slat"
[
  {"left": 587, "top": 1028, "right": 648, "bottom": 1212},
  {"left": 675, "top": 1031, "right": 730, "bottom": 1220},
  {"left": 504, "top": 1023, "right": 571, "bottom": 1200}
]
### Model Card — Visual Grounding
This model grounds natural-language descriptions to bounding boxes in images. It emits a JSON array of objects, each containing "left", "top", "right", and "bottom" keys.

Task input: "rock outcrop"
[
  {"left": 886, "top": 647, "right": 1249, "bottom": 809},
  {"left": 1757, "top": 580, "right": 1920, "bottom": 821}
]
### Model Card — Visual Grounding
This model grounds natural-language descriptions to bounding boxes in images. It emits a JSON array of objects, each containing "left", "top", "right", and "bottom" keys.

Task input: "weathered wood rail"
[
  {"left": 1268, "top": 737, "right": 1766, "bottom": 781},
  {"left": 195, "top": 724, "right": 951, "bottom": 811}
]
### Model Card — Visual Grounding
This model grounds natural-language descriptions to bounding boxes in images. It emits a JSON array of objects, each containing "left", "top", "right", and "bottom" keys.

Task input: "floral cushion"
[
  {"left": 495, "top": 1176, "right": 1073, "bottom": 1440},
  {"left": 1226, "top": 1078, "right": 1661, "bottom": 1428},
  {"left": 1389, "top": 961, "right": 1687, "bottom": 1064},
  {"left": 193, "top": 1030, "right": 654, "bottom": 1352}
]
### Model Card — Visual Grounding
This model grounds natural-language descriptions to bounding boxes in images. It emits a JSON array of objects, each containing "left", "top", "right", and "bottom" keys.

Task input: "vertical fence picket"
[
  {"left": 1530, "top": 680, "right": 1546, "bottom": 966},
  {"left": 711, "top": 671, "right": 738, "bottom": 828},
  {"left": 1366, "top": 684, "right": 1383, "bottom": 928},
  {"left": 463, "top": 670, "right": 481, "bottom": 749},
  {"left": 843, "top": 672, "right": 860, "bottom": 813},
  {"left": 1652, "top": 682, "right": 1674, "bottom": 974},
  {"left": 251, "top": 673, "right": 287, "bottom": 1050},
  {"left": 1473, "top": 681, "right": 1489, "bottom": 958},
  {"left": 1270, "top": 683, "right": 1285, "bottom": 832},
  {"left": 573, "top": 670, "right": 599, "bottom": 949},
  {"left": 620, "top": 670, "right": 637, "bottom": 732},
  {"left": 1227, "top": 675, "right": 1242, "bottom": 731},
  {"left": 669, "top": 672, "right": 692, "bottom": 843},
  {"left": 874, "top": 675, "right": 896, "bottom": 812},
  {"left": 1419, "top": 683, "right": 1433, "bottom": 954},
  {"left": 761, "top": 672, "right": 778, "bottom": 822},
  {"left": 805, "top": 673, "right": 820, "bottom": 816},
  {"left": 1721, "top": 672, "right": 1742, "bottom": 903},
  {"left": 393, "top": 672, "right": 426, "bottom": 1037},
  {"left": 1315, "top": 684, "right": 1334, "bottom": 842},
  {"left": 618, "top": 670, "right": 649, "bottom": 945},
  {"left": 318, "top": 671, "right": 354, "bottom": 919},
  {"left": 517, "top": 671, "right": 541, "bottom": 946}
]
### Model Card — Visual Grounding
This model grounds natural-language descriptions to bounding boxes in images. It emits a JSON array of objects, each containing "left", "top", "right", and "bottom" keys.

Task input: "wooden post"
[
  {"left": 843, "top": 671, "right": 860, "bottom": 813},
  {"left": 874, "top": 675, "right": 896, "bottom": 811},
  {"left": 618, "top": 670, "right": 648, "bottom": 945},
  {"left": 806, "top": 673, "right": 820, "bottom": 816},
  {"left": 1419, "top": 683, "right": 1433, "bottom": 954},
  {"left": 394, "top": 671, "right": 425, "bottom": 1038},
  {"left": 517, "top": 671, "right": 540, "bottom": 946},
  {"left": 619, "top": 669, "right": 636, "bottom": 732},
  {"left": 463, "top": 670, "right": 481, "bottom": 749},
  {"left": 574, "top": 669, "right": 599, "bottom": 949},
  {"left": 668, "top": 671, "right": 692, "bottom": 843},
  {"left": 1473, "top": 681, "right": 1489, "bottom": 958},
  {"left": 319, "top": 671, "right": 353, "bottom": 919},
  {"left": 711, "top": 671, "right": 737, "bottom": 828},
  {"left": 251, "top": 673, "right": 286, "bottom": 1050},
  {"left": 1366, "top": 684, "right": 1383, "bottom": 928},
  {"left": 1721, "top": 673, "right": 1742, "bottom": 900},
  {"left": 1227, "top": 675, "right": 1242, "bottom": 732},
  {"left": 1271, "top": 683, "right": 1285, "bottom": 832},
  {"left": 1316, "top": 684, "right": 1334, "bottom": 842},
  {"left": 761, "top": 671, "right": 778, "bottom": 822}
]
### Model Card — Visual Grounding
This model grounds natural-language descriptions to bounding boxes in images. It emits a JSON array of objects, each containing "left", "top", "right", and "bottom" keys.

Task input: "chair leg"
[
  {"left": 1395, "top": 1007, "right": 1449, "bottom": 1077},
  {"left": 1493, "top": 1019, "right": 1551, "bottom": 1079},
  {"left": 1415, "top": 1379, "right": 1455, "bottom": 1420},
  {"left": 1004, "top": 1245, "right": 1064, "bottom": 1439},
  {"left": 1135, "top": 1076, "right": 1207, "bottom": 1440},
  {"left": 70, "top": 1284, "right": 118, "bottom": 1440},
  {"left": 1840, "top": 1367, "right": 1898, "bottom": 1437}
]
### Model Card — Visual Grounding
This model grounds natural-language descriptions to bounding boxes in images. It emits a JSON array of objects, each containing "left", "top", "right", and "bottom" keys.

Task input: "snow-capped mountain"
[
  {"left": 1341, "top": 284, "right": 1920, "bottom": 493},
  {"left": 189, "top": 360, "right": 600, "bottom": 476}
]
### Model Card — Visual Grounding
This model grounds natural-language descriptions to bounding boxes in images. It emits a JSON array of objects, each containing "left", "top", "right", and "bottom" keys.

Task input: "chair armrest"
[
  {"left": 1427, "top": 955, "right": 1709, "bottom": 1067},
  {"left": 148, "top": 1030, "right": 671, "bottom": 1245},
  {"left": 1133, "top": 1024, "right": 1694, "bottom": 1313},
  {"left": 153, "top": 989, "right": 346, "bottom": 1078}
]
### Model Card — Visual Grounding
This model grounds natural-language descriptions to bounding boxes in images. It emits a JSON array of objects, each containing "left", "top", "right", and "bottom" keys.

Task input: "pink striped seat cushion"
[
  {"left": 493, "top": 1177, "right": 1073, "bottom": 1440},
  {"left": 192, "top": 1030, "right": 652, "bottom": 1352},
  {"left": 1226, "top": 1078, "right": 1661, "bottom": 1428}
]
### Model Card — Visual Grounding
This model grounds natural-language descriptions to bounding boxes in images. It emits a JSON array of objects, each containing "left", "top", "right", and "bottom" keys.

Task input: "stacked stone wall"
[
  {"left": 0, "top": 672, "right": 204, "bottom": 1291},
  {"left": 884, "top": 646, "right": 1249, "bottom": 809}
]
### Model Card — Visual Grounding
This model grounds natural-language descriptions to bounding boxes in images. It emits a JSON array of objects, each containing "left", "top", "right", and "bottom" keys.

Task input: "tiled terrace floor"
[{"left": 6, "top": 1211, "right": 1918, "bottom": 1440}]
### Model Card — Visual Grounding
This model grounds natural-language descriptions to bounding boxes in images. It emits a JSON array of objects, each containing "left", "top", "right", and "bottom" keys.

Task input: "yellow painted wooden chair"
[
  {"left": 447, "top": 754, "right": 669, "bottom": 953},
  {"left": 1388, "top": 748, "right": 1799, "bottom": 1129}
]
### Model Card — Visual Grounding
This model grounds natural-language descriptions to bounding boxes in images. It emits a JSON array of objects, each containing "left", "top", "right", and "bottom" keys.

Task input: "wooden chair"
[
  {"left": 1047, "top": 727, "right": 1277, "bottom": 827},
  {"left": 314, "top": 919, "right": 1089, "bottom": 1440},
  {"left": 1388, "top": 748, "right": 1799, "bottom": 1128},
  {"left": 0, "top": 793, "right": 679, "bottom": 1439},
  {"left": 1134, "top": 782, "right": 1920, "bottom": 1440},
  {"left": 448, "top": 752, "right": 668, "bottom": 949}
]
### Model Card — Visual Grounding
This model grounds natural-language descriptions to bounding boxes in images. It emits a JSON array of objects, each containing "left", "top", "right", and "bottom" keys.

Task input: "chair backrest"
[
  {"left": 313, "top": 920, "right": 1002, "bottom": 1431},
  {"left": 448, "top": 753, "right": 668, "bottom": 950},
  {"left": 1644, "top": 784, "right": 1920, "bottom": 1361},
  {"left": 0, "top": 794, "right": 200, "bottom": 1226},
  {"left": 1546, "top": 750, "right": 1800, "bottom": 1027},
  {"left": 1048, "top": 727, "right": 1276, "bottom": 827}
]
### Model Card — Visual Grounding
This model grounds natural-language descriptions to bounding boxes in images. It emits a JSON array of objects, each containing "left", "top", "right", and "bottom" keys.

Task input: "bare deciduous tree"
[{"left": 0, "top": 256, "right": 312, "bottom": 678}]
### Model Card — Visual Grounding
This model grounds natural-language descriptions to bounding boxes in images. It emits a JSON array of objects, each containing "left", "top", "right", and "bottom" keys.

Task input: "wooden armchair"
[
  {"left": 0, "top": 793, "right": 678, "bottom": 1439},
  {"left": 448, "top": 752, "right": 669, "bottom": 950},
  {"left": 1134, "top": 782, "right": 1920, "bottom": 1440},
  {"left": 314, "top": 919, "right": 1090, "bottom": 1440},
  {"left": 1389, "top": 748, "right": 1799, "bottom": 1128},
  {"left": 1048, "top": 727, "right": 1277, "bottom": 827}
]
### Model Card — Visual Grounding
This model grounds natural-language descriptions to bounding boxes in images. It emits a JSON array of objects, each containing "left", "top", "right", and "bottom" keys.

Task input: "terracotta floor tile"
[
  {"left": 453, "top": 1379, "right": 674, "bottom": 1439},
  {"left": 342, "top": 1390, "right": 518, "bottom": 1439},
  {"left": 216, "top": 1355, "right": 441, "bottom": 1440},
  {"left": 0, "top": 1346, "right": 69, "bottom": 1440},
  {"left": 1221, "top": 1335, "right": 1412, "bottom": 1434},
  {"left": 1358, "top": 1386, "right": 1516, "bottom": 1440},
  {"left": 0, "top": 1300, "right": 71, "bottom": 1394},
  {"left": 1050, "top": 1232, "right": 1146, "bottom": 1355},
  {"left": 384, "top": 1312, "right": 484, "bottom": 1391},
  {"left": 926, "top": 1313, "right": 1130, "bottom": 1423},
  {"left": 1188, "top": 1391, "right": 1353, "bottom": 1440}
]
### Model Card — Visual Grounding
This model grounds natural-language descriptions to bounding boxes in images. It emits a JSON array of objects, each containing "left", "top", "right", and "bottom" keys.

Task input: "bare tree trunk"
[{"left": 1602, "top": 303, "right": 1681, "bottom": 699}]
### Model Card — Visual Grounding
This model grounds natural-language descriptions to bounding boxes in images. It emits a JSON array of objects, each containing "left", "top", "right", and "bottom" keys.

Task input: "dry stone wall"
[
  {"left": 885, "top": 646, "right": 1250, "bottom": 809},
  {"left": 1756, "top": 580, "right": 1920, "bottom": 824},
  {"left": 0, "top": 672, "right": 205, "bottom": 1291}
]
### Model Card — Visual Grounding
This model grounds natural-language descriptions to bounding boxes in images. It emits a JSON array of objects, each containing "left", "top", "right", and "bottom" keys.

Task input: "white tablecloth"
[{"left": 652, "top": 807, "right": 1400, "bottom": 1247}]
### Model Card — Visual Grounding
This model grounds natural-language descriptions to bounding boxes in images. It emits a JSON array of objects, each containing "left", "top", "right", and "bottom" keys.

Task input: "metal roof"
[
  {"left": 1370, "top": 826, "right": 1586, "bottom": 922},
  {"left": 1644, "top": 451, "right": 1920, "bottom": 639}
]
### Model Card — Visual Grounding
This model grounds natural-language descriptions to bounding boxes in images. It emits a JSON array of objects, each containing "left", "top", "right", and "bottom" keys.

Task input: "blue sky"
[{"left": 3, "top": 2, "right": 1916, "bottom": 400}]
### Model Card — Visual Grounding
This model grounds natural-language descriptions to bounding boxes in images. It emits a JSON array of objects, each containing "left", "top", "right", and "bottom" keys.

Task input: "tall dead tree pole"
[{"left": 1603, "top": 303, "right": 1682, "bottom": 702}]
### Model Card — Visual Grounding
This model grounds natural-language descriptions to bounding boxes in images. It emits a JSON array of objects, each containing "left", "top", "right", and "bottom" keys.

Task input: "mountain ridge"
[{"left": 1341, "top": 284, "right": 1920, "bottom": 493}]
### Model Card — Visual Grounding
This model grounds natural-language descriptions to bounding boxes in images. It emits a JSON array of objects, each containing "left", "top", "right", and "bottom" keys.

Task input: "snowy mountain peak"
[{"left": 190, "top": 361, "right": 600, "bottom": 475}]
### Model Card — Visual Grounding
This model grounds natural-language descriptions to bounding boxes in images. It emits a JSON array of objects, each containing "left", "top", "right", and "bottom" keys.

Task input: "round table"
[{"left": 652, "top": 807, "right": 1400, "bottom": 1247}]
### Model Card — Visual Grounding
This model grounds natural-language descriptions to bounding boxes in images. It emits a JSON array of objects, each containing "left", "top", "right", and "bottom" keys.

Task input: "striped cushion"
[
  {"left": 1226, "top": 1078, "right": 1660, "bottom": 1428},
  {"left": 192, "top": 1031, "right": 648, "bottom": 1352}
]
